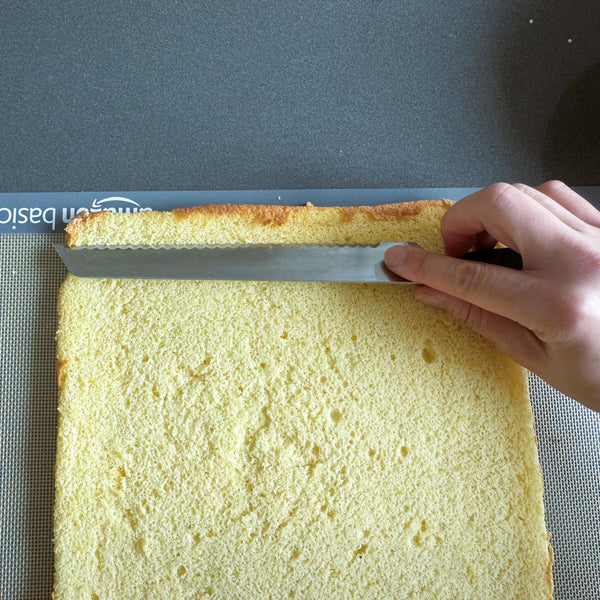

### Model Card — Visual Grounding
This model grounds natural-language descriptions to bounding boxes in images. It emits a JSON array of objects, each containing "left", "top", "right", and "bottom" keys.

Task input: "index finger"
[{"left": 383, "top": 244, "right": 546, "bottom": 333}]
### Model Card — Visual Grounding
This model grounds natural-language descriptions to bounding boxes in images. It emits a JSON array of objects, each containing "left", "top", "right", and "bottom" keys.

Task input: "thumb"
[
  {"left": 383, "top": 244, "right": 542, "bottom": 333},
  {"left": 415, "top": 287, "right": 545, "bottom": 371}
]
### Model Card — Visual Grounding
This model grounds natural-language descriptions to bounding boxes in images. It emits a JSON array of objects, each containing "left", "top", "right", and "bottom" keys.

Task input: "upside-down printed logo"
[
  {"left": 62, "top": 196, "right": 153, "bottom": 224},
  {"left": 0, "top": 196, "right": 152, "bottom": 232},
  {"left": 89, "top": 196, "right": 150, "bottom": 213}
]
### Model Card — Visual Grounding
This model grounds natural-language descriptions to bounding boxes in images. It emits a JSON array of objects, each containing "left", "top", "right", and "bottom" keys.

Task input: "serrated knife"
[{"left": 54, "top": 243, "right": 522, "bottom": 284}]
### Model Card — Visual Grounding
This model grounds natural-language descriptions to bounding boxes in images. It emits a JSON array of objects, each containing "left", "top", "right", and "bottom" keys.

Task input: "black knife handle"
[{"left": 460, "top": 247, "right": 523, "bottom": 270}]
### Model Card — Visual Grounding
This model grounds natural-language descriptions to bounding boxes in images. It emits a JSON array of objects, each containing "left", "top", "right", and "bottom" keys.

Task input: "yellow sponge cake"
[{"left": 54, "top": 201, "right": 553, "bottom": 598}]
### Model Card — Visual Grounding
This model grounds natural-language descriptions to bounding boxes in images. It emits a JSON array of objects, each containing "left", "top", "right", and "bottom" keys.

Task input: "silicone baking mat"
[{"left": 1, "top": 189, "right": 599, "bottom": 599}]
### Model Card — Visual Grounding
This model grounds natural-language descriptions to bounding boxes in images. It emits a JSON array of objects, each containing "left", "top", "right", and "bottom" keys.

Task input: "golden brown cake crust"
[
  {"left": 339, "top": 200, "right": 450, "bottom": 221},
  {"left": 173, "top": 203, "right": 301, "bottom": 225},
  {"left": 65, "top": 200, "right": 453, "bottom": 246},
  {"left": 65, "top": 210, "right": 107, "bottom": 246},
  {"left": 56, "top": 359, "right": 68, "bottom": 389},
  {"left": 173, "top": 200, "right": 452, "bottom": 226}
]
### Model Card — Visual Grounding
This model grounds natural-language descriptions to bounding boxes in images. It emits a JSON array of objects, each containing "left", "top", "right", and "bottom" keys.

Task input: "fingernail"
[
  {"left": 415, "top": 288, "right": 443, "bottom": 308},
  {"left": 383, "top": 245, "right": 409, "bottom": 267}
]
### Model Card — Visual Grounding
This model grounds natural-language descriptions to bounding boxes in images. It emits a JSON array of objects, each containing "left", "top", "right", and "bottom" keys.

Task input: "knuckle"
[
  {"left": 511, "top": 182, "right": 528, "bottom": 192},
  {"left": 487, "top": 182, "right": 515, "bottom": 204},
  {"left": 456, "top": 302, "right": 486, "bottom": 333},
  {"left": 566, "top": 236, "right": 600, "bottom": 272},
  {"left": 484, "top": 183, "right": 522, "bottom": 215},
  {"left": 543, "top": 179, "right": 568, "bottom": 194},
  {"left": 408, "top": 246, "right": 436, "bottom": 276},
  {"left": 536, "top": 290, "right": 589, "bottom": 342},
  {"left": 558, "top": 293, "right": 591, "bottom": 334},
  {"left": 448, "top": 259, "right": 487, "bottom": 297}
]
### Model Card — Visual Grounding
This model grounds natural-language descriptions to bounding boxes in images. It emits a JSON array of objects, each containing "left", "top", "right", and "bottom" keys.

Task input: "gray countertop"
[{"left": 1, "top": 2, "right": 600, "bottom": 192}]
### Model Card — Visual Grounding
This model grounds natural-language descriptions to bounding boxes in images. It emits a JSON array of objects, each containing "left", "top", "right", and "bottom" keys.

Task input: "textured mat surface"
[{"left": 1, "top": 233, "right": 599, "bottom": 599}]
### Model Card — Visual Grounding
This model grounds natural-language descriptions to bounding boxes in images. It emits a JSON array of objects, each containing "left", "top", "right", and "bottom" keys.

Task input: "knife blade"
[{"left": 54, "top": 243, "right": 522, "bottom": 284}]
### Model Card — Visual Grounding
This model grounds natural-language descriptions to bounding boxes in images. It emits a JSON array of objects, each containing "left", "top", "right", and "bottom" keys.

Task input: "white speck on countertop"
[
  {"left": 529, "top": 19, "right": 534, "bottom": 24},
  {"left": 568, "top": 38, "right": 573, "bottom": 43}
]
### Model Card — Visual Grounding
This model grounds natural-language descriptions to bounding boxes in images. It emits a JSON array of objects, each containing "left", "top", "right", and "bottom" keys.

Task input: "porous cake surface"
[{"left": 54, "top": 202, "right": 553, "bottom": 599}]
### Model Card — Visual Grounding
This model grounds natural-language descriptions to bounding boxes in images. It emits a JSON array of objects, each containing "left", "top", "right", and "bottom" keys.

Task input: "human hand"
[{"left": 384, "top": 181, "right": 600, "bottom": 412}]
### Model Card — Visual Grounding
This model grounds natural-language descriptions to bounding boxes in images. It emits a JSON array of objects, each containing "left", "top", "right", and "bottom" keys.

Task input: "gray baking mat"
[
  {"left": 1, "top": 233, "right": 64, "bottom": 599},
  {"left": 1, "top": 234, "right": 599, "bottom": 599}
]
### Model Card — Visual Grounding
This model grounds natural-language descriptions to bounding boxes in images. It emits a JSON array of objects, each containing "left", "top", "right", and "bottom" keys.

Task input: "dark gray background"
[{"left": 1, "top": 1, "right": 599, "bottom": 193}]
